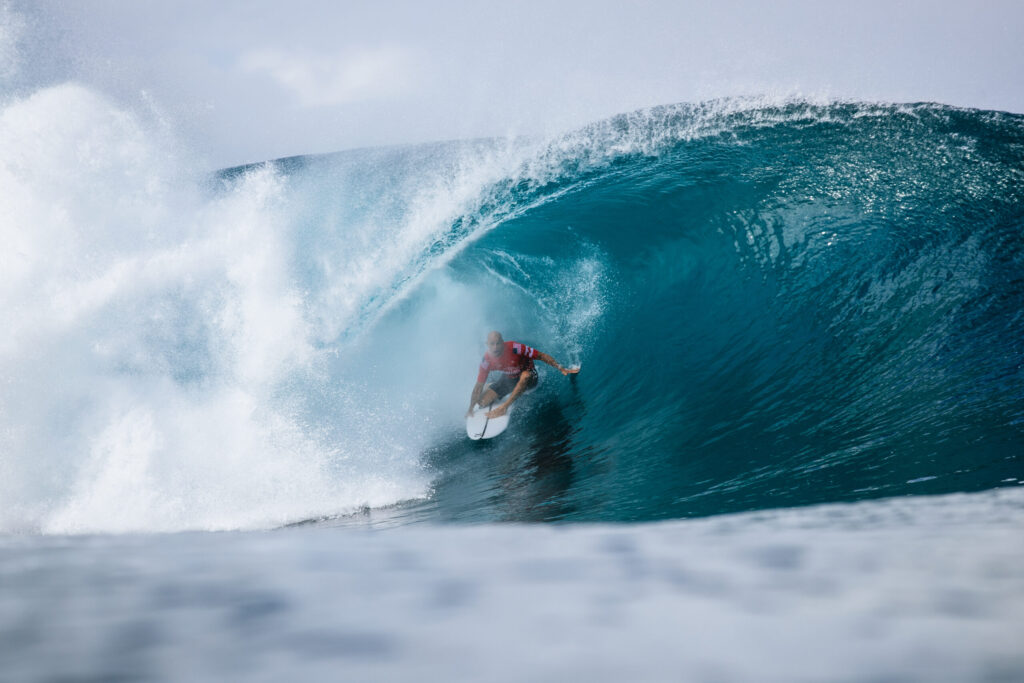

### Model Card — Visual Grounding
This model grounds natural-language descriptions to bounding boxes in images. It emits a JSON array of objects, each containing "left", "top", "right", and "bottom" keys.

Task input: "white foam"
[
  {"left": 0, "top": 84, "right": 436, "bottom": 533},
  {"left": 1, "top": 75, "right": 629, "bottom": 534}
]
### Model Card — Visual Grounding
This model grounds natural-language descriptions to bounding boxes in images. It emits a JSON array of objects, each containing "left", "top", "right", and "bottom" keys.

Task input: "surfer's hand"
[
  {"left": 486, "top": 405, "right": 508, "bottom": 419},
  {"left": 561, "top": 365, "right": 580, "bottom": 375}
]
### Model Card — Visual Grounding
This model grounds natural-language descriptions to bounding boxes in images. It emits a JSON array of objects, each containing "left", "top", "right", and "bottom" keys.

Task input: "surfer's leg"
[
  {"left": 481, "top": 375, "right": 516, "bottom": 407},
  {"left": 501, "top": 370, "right": 537, "bottom": 407},
  {"left": 478, "top": 387, "right": 499, "bottom": 407}
]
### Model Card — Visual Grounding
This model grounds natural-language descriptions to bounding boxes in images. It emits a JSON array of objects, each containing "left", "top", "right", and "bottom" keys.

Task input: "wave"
[{"left": 2, "top": 85, "right": 1022, "bottom": 532}]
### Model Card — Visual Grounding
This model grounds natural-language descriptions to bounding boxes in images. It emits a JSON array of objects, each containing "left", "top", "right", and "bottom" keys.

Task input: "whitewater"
[{"left": 2, "top": 78, "right": 1023, "bottom": 679}]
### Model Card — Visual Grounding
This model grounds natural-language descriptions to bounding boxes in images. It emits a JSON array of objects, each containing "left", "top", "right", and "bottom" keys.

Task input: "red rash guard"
[{"left": 476, "top": 341, "right": 538, "bottom": 383}]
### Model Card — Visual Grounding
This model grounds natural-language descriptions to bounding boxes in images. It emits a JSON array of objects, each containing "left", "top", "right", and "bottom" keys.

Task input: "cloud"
[{"left": 240, "top": 45, "right": 419, "bottom": 107}]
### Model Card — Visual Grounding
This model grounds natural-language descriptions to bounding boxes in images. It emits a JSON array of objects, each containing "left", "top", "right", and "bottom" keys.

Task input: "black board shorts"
[{"left": 487, "top": 369, "right": 538, "bottom": 400}]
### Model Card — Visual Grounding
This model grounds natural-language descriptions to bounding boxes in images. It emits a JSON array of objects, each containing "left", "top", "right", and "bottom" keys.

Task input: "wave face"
[
  {"left": 411, "top": 100, "right": 1024, "bottom": 523},
  {"left": 2, "top": 89, "right": 1023, "bottom": 532}
]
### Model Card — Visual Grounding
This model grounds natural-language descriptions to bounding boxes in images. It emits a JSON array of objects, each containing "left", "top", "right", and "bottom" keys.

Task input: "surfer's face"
[{"left": 487, "top": 336, "right": 504, "bottom": 356}]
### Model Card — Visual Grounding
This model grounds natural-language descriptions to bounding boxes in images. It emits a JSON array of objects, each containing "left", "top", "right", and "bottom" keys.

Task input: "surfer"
[{"left": 467, "top": 331, "right": 579, "bottom": 419}]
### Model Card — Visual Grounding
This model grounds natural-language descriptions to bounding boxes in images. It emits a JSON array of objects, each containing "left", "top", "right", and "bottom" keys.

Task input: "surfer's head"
[{"left": 486, "top": 331, "right": 504, "bottom": 356}]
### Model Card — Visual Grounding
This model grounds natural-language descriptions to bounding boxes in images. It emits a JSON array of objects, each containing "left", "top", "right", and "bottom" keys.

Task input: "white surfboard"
[
  {"left": 466, "top": 402, "right": 512, "bottom": 440},
  {"left": 465, "top": 369, "right": 556, "bottom": 440}
]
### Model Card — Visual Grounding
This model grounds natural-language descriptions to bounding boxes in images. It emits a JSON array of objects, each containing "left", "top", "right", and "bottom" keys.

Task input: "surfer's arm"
[
  {"left": 488, "top": 371, "right": 532, "bottom": 418},
  {"left": 536, "top": 351, "right": 579, "bottom": 376},
  {"left": 467, "top": 381, "right": 485, "bottom": 417}
]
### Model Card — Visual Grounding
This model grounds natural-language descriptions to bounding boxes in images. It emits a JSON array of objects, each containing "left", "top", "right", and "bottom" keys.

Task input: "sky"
[{"left": 5, "top": 0, "right": 1024, "bottom": 169}]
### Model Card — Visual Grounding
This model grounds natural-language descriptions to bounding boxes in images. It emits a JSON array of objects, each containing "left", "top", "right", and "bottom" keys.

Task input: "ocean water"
[{"left": 2, "top": 83, "right": 1023, "bottom": 680}]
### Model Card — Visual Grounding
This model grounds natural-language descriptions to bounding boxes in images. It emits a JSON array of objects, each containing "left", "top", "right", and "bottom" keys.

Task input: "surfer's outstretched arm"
[{"left": 536, "top": 351, "right": 579, "bottom": 376}]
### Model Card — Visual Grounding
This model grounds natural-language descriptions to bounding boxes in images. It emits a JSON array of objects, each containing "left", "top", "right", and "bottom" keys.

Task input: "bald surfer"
[{"left": 467, "top": 331, "right": 579, "bottom": 419}]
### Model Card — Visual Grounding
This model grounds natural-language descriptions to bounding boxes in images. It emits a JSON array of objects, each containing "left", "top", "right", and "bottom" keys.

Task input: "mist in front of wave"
[
  {"left": 0, "top": 83, "right": 432, "bottom": 534},
  {"left": 0, "top": 65, "right": 625, "bottom": 534}
]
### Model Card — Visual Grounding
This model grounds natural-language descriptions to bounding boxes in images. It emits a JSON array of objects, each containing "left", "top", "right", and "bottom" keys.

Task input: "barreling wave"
[
  {"left": 405, "top": 99, "right": 1024, "bottom": 523},
  {"left": 2, "top": 88, "right": 1022, "bottom": 532}
]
